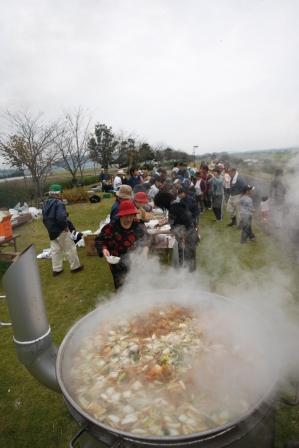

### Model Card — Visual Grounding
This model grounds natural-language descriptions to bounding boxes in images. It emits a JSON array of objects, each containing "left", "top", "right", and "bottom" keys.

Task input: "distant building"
[{"left": 243, "top": 159, "right": 259, "bottom": 165}]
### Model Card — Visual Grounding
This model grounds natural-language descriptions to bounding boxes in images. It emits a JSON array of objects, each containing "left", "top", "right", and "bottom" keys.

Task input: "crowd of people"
[{"left": 42, "top": 160, "right": 283, "bottom": 290}]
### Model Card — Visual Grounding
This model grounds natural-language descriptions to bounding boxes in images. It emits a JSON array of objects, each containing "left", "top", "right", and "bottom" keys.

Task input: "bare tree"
[
  {"left": 0, "top": 110, "right": 60, "bottom": 203},
  {"left": 56, "top": 107, "right": 92, "bottom": 185}
]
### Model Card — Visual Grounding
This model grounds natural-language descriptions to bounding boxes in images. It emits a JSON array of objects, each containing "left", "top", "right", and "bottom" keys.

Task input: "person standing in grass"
[
  {"left": 127, "top": 167, "right": 143, "bottom": 191},
  {"left": 259, "top": 196, "right": 271, "bottom": 234},
  {"left": 194, "top": 170, "right": 206, "bottom": 213},
  {"left": 154, "top": 190, "right": 199, "bottom": 272},
  {"left": 42, "top": 184, "right": 84, "bottom": 276},
  {"left": 227, "top": 167, "right": 247, "bottom": 226},
  {"left": 209, "top": 167, "right": 224, "bottom": 221},
  {"left": 239, "top": 185, "right": 256, "bottom": 244},
  {"left": 223, "top": 166, "right": 231, "bottom": 203},
  {"left": 177, "top": 186, "right": 199, "bottom": 227},
  {"left": 113, "top": 169, "right": 125, "bottom": 191},
  {"left": 269, "top": 168, "right": 286, "bottom": 229},
  {"left": 95, "top": 200, "right": 149, "bottom": 289},
  {"left": 148, "top": 174, "right": 163, "bottom": 200}
]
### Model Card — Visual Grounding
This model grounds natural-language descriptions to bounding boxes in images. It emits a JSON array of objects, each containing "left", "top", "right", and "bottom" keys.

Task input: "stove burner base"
[{"left": 70, "top": 428, "right": 105, "bottom": 448}]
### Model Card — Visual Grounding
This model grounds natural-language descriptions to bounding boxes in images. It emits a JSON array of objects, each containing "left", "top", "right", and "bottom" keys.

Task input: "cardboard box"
[{"left": 84, "top": 234, "right": 98, "bottom": 256}]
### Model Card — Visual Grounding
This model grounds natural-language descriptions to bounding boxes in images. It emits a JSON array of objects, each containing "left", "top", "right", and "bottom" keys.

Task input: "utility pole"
[{"left": 193, "top": 145, "right": 198, "bottom": 165}]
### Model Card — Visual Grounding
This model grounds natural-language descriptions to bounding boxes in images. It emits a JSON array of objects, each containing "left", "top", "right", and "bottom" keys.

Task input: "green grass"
[
  {"left": 198, "top": 211, "right": 299, "bottom": 448},
  {"left": 0, "top": 201, "right": 299, "bottom": 447}
]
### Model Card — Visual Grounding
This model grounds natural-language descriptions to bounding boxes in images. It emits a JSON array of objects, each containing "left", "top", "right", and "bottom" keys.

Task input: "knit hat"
[
  {"left": 117, "top": 200, "right": 138, "bottom": 217},
  {"left": 116, "top": 184, "right": 132, "bottom": 199},
  {"left": 134, "top": 191, "right": 149, "bottom": 204},
  {"left": 49, "top": 184, "right": 62, "bottom": 195}
]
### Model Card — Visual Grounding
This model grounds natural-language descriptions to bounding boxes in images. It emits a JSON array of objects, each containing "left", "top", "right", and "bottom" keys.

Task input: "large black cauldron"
[{"left": 56, "top": 291, "right": 277, "bottom": 448}]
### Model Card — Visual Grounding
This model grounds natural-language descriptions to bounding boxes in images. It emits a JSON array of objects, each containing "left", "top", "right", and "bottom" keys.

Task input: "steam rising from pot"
[
  {"left": 58, "top": 158, "right": 299, "bottom": 433},
  {"left": 120, "top": 251, "right": 299, "bottom": 397},
  {"left": 59, "top": 250, "right": 299, "bottom": 435}
]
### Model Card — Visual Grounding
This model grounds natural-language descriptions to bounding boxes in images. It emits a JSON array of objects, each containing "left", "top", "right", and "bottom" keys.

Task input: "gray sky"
[{"left": 1, "top": 0, "right": 299, "bottom": 154}]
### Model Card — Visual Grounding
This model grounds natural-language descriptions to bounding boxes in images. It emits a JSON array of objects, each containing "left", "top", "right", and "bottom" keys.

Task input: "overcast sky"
[{"left": 1, "top": 0, "right": 299, "bottom": 154}]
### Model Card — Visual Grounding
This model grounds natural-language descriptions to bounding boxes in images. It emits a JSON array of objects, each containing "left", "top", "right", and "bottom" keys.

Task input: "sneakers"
[
  {"left": 71, "top": 265, "right": 84, "bottom": 273},
  {"left": 53, "top": 270, "right": 63, "bottom": 277}
]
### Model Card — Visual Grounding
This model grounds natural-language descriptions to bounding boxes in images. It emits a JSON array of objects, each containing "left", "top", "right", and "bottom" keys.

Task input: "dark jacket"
[
  {"left": 110, "top": 199, "right": 121, "bottom": 223},
  {"left": 177, "top": 168, "right": 190, "bottom": 179},
  {"left": 169, "top": 202, "right": 194, "bottom": 229},
  {"left": 127, "top": 176, "right": 142, "bottom": 189},
  {"left": 95, "top": 219, "right": 148, "bottom": 289},
  {"left": 168, "top": 202, "right": 199, "bottom": 269},
  {"left": 180, "top": 195, "right": 199, "bottom": 226},
  {"left": 42, "top": 198, "right": 68, "bottom": 240},
  {"left": 230, "top": 174, "right": 247, "bottom": 196}
]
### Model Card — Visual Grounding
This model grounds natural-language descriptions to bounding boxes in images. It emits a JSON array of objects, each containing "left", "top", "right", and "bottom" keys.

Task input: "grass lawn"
[{"left": 0, "top": 198, "right": 299, "bottom": 448}]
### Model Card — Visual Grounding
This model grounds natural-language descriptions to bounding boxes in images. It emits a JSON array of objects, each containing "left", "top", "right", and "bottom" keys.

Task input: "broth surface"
[{"left": 69, "top": 305, "right": 255, "bottom": 436}]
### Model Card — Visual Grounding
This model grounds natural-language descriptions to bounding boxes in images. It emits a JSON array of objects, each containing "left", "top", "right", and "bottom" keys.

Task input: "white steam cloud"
[
  {"left": 61, "top": 164, "right": 299, "bottom": 431},
  {"left": 60, "top": 247, "right": 299, "bottom": 430}
]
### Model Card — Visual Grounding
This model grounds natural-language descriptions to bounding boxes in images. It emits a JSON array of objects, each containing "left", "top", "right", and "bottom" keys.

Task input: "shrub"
[
  {"left": 0, "top": 175, "right": 100, "bottom": 208},
  {"left": 62, "top": 187, "right": 89, "bottom": 203},
  {"left": 0, "top": 180, "right": 35, "bottom": 208},
  {"left": 44, "top": 175, "right": 99, "bottom": 192},
  {"left": 81, "top": 175, "right": 99, "bottom": 186},
  {"left": 44, "top": 178, "right": 73, "bottom": 191},
  {"left": 139, "top": 162, "right": 155, "bottom": 170}
]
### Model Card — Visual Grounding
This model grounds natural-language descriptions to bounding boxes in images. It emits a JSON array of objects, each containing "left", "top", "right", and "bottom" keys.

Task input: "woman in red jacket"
[{"left": 95, "top": 200, "right": 149, "bottom": 289}]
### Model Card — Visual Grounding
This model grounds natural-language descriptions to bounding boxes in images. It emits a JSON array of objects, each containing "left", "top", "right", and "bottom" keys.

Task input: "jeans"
[{"left": 240, "top": 216, "right": 255, "bottom": 242}]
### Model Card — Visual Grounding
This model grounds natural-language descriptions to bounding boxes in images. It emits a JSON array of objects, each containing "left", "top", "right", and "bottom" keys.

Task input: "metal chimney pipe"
[{"left": 3, "top": 244, "right": 60, "bottom": 392}]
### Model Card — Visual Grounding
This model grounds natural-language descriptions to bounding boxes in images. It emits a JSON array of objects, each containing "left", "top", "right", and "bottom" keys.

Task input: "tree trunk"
[
  {"left": 71, "top": 176, "right": 78, "bottom": 187},
  {"left": 32, "top": 176, "right": 43, "bottom": 207},
  {"left": 79, "top": 166, "right": 84, "bottom": 184}
]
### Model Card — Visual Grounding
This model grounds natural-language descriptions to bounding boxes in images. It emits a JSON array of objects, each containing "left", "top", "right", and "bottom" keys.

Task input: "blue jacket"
[
  {"left": 42, "top": 198, "right": 68, "bottom": 240},
  {"left": 127, "top": 176, "right": 142, "bottom": 189}
]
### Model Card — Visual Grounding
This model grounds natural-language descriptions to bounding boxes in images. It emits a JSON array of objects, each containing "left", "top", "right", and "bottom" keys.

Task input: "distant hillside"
[
  {"left": 0, "top": 168, "right": 25, "bottom": 179},
  {"left": 231, "top": 147, "right": 299, "bottom": 159}
]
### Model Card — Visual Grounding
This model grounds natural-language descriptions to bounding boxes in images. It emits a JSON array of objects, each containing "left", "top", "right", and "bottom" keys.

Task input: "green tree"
[
  {"left": 138, "top": 142, "right": 155, "bottom": 163},
  {"left": 164, "top": 147, "right": 174, "bottom": 161},
  {"left": 115, "top": 139, "right": 129, "bottom": 167},
  {"left": 127, "top": 138, "right": 138, "bottom": 167},
  {"left": 88, "top": 124, "right": 117, "bottom": 169}
]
